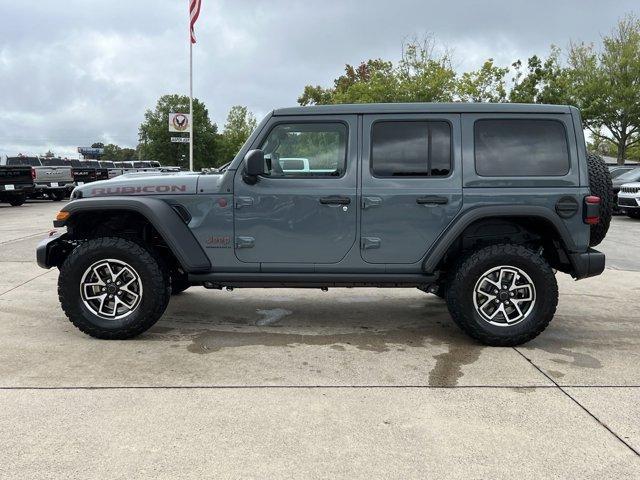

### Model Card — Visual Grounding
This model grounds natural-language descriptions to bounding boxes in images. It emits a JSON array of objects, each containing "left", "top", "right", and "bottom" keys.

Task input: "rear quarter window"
[{"left": 474, "top": 119, "right": 570, "bottom": 177}]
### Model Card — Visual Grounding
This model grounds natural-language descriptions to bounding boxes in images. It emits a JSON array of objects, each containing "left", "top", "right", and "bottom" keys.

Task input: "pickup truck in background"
[
  {"left": 0, "top": 164, "right": 34, "bottom": 206},
  {"left": 4, "top": 157, "right": 73, "bottom": 201},
  {"left": 80, "top": 160, "right": 110, "bottom": 182},
  {"left": 98, "top": 161, "right": 124, "bottom": 179},
  {"left": 63, "top": 159, "right": 98, "bottom": 186}
]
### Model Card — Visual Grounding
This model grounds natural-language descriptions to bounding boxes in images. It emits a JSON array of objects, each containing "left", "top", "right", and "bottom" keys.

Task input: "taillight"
[
  {"left": 31, "top": 168, "right": 36, "bottom": 180},
  {"left": 584, "top": 195, "right": 600, "bottom": 225}
]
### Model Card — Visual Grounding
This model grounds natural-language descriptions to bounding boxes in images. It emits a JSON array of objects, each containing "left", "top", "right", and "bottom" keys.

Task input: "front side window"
[
  {"left": 475, "top": 119, "right": 570, "bottom": 176},
  {"left": 260, "top": 123, "right": 347, "bottom": 177},
  {"left": 371, "top": 121, "right": 451, "bottom": 177}
]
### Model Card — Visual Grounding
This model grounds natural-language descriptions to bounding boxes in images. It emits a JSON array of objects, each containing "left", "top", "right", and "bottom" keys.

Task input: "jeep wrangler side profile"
[{"left": 37, "top": 103, "right": 612, "bottom": 346}]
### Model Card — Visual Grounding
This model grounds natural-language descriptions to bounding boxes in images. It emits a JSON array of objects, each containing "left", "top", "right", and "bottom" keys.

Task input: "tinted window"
[
  {"left": 371, "top": 121, "right": 451, "bottom": 177},
  {"left": 475, "top": 119, "right": 569, "bottom": 176},
  {"left": 100, "top": 161, "right": 116, "bottom": 168},
  {"left": 260, "top": 123, "right": 347, "bottom": 177}
]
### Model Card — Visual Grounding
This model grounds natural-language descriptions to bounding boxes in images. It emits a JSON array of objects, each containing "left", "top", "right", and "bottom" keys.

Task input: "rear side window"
[
  {"left": 371, "top": 121, "right": 451, "bottom": 177},
  {"left": 474, "top": 119, "right": 570, "bottom": 176}
]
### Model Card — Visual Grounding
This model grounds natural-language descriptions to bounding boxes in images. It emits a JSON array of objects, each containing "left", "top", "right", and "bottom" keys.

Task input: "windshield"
[
  {"left": 610, "top": 167, "right": 633, "bottom": 179},
  {"left": 616, "top": 167, "right": 640, "bottom": 182}
]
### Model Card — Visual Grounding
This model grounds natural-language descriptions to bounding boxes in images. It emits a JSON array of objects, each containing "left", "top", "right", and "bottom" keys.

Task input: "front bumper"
[
  {"left": 568, "top": 248, "right": 605, "bottom": 280},
  {"left": 36, "top": 232, "right": 70, "bottom": 269}
]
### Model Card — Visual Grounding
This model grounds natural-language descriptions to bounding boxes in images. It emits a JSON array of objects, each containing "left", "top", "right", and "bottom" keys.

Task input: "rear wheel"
[
  {"left": 58, "top": 237, "right": 171, "bottom": 339},
  {"left": 8, "top": 194, "right": 26, "bottom": 206},
  {"left": 446, "top": 244, "right": 558, "bottom": 346}
]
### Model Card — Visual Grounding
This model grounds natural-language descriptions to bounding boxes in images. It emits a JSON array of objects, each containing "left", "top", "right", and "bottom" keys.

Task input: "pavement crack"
[
  {"left": 0, "top": 269, "right": 55, "bottom": 297},
  {"left": 513, "top": 347, "right": 640, "bottom": 458}
]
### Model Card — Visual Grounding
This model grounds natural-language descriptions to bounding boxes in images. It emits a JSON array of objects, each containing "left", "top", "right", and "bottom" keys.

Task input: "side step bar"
[{"left": 187, "top": 272, "right": 437, "bottom": 289}]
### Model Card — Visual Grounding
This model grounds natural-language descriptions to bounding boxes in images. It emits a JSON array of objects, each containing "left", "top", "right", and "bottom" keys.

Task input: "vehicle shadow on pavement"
[{"left": 152, "top": 288, "right": 487, "bottom": 387}]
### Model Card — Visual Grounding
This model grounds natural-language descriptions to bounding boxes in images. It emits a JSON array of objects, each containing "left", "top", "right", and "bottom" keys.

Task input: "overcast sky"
[{"left": 0, "top": 0, "right": 637, "bottom": 158}]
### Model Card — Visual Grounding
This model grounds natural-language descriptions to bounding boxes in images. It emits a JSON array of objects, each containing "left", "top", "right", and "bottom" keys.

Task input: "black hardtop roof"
[{"left": 273, "top": 102, "right": 573, "bottom": 116}]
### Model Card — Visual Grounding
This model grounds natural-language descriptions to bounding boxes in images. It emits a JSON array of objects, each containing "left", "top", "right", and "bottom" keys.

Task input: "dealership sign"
[
  {"left": 171, "top": 137, "right": 190, "bottom": 143},
  {"left": 77, "top": 147, "right": 104, "bottom": 155},
  {"left": 169, "top": 113, "right": 191, "bottom": 133}
]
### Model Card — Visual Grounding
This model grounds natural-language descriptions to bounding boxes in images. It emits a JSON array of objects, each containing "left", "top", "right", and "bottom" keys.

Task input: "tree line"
[
  {"left": 299, "top": 14, "right": 640, "bottom": 164},
  {"left": 108, "top": 13, "right": 640, "bottom": 168}
]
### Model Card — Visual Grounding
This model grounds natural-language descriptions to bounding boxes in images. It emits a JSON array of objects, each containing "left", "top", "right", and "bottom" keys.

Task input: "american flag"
[{"left": 190, "top": 0, "right": 202, "bottom": 44}]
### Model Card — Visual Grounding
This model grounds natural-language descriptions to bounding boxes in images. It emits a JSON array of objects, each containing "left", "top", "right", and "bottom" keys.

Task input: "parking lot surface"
[{"left": 1, "top": 201, "right": 639, "bottom": 478}]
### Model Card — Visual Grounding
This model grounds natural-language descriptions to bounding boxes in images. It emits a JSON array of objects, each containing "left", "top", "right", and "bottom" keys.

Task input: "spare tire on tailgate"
[{"left": 586, "top": 153, "right": 613, "bottom": 247}]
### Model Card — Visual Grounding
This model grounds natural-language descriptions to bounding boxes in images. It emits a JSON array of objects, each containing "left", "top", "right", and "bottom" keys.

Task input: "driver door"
[{"left": 233, "top": 116, "right": 358, "bottom": 265}]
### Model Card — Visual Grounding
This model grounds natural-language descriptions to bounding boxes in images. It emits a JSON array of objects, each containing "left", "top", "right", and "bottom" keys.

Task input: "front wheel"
[
  {"left": 446, "top": 244, "right": 558, "bottom": 346},
  {"left": 626, "top": 210, "right": 640, "bottom": 219},
  {"left": 58, "top": 237, "right": 171, "bottom": 339}
]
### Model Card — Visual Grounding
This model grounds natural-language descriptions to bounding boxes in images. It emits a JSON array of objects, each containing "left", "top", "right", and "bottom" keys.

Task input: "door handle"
[
  {"left": 319, "top": 195, "right": 351, "bottom": 205},
  {"left": 416, "top": 196, "right": 448, "bottom": 205}
]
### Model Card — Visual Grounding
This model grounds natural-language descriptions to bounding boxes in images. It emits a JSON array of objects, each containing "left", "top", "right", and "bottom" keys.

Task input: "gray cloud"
[{"left": 0, "top": 0, "right": 637, "bottom": 158}]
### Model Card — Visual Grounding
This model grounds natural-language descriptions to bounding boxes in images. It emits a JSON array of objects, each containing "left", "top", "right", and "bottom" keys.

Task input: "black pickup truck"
[
  {"left": 63, "top": 159, "right": 98, "bottom": 186},
  {"left": 0, "top": 165, "right": 34, "bottom": 206}
]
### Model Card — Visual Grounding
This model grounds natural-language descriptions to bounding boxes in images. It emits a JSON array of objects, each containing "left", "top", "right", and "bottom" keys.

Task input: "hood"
[{"left": 73, "top": 172, "right": 201, "bottom": 198}]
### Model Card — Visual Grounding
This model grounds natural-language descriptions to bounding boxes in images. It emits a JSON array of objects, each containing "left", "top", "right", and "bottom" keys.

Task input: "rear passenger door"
[{"left": 360, "top": 114, "right": 462, "bottom": 264}]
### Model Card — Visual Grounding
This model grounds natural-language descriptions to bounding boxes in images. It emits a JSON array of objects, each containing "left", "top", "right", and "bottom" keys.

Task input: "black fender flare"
[
  {"left": 422, "top": 205, "right": 578, "bottom": 273},
  {"left": 53, "top": 196, "right": 211, "bottom": 273}
]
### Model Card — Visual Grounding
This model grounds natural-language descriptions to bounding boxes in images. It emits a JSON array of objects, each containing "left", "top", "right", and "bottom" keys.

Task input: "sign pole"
[{"left": 189, "top": 24, "right": 194, "bottom": 172}]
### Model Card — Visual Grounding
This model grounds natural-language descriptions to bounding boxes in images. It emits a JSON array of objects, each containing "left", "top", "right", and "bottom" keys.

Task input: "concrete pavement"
[{"left": 0, "top": 201, "right": 638, "bottom": 478}]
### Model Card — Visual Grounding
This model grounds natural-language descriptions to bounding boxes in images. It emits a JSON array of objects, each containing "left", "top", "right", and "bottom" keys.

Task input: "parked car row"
[
  {"left": 609, "top": 164, "right": 640, "bottom": 219},
  {"left": 0, "top": 157, "right": 179, "bottom": 206}
]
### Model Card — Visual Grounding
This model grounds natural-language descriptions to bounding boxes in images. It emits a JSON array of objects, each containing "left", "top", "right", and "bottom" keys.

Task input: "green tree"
[
  {"left": 102, "top": 144, "right": 122, "bottom": 161},
  {"left": 457, "top": 59, "right": 509, "bottom": 102},
  {"left": 298, "top": 38, "right": 456, "bottom": 105},
  {"left": 102, "top": 144, "right": 138, "bottom": 161},
  {"left": 568, "top": 15, "right": 640, "bottom": 164},
  {"left": 138, "top": 94, "right": 219, "bottom": 170},
  {"left": 219, "top": 105, "right": 257, "bottom": 162},
  {"left": 509, "top": 47, "right": 571, "bottom": 104}
]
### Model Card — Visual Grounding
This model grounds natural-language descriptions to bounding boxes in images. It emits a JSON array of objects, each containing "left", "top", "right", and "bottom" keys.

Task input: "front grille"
[
  {"left": 618, "top": 197, "right": 639, "bottom": 207},
  {"left": 620, "top": 186, "right": 640, "bottom": 194}
]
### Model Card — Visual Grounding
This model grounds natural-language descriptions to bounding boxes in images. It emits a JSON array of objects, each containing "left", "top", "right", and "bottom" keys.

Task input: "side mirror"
[{"left": 245, "top": 149, "right": 265, "bottom": 177}]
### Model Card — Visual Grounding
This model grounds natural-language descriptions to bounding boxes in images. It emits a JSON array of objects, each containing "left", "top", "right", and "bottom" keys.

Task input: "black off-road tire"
[
  {"left": 58, "top": 237, "right": 171, "bottom": 339},
  {"left": 8, "top": 194, "right": 26, "bottom": 207},
  {"left": 445, "top": 244, "right": 558, "bottom": 346},
  {"left": 586, "top": 153, "right": 613, "bottom": 247},
  {"left": 626, "top": 210, "right": 640, "bottom": 219}
]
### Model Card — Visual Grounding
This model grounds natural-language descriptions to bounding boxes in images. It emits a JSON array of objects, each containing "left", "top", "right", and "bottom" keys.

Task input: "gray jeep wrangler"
[{"left": 37, "top": 103, "right": 612, "bottom": 346}]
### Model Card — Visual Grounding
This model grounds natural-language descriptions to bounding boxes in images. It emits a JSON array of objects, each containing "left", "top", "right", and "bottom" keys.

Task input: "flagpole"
[{"left": 189, "top": 25, "right": 194, "bottom": 172}]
